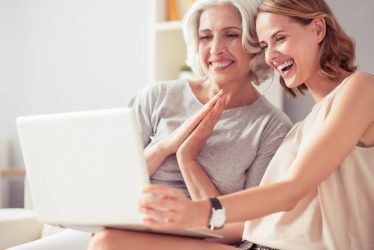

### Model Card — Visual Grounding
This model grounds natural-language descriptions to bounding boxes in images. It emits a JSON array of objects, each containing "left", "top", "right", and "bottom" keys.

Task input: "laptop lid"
[
  {"left": 17, "top": 107, "right": 222, "bottom": 239},
  {"left": 17, "top": 108, "right": 149, "bottom": 226}
]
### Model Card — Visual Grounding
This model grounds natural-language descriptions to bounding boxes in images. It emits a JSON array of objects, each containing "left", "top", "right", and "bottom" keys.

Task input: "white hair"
[{"left": 182, "top": 0, "right": 271, "bottom": 85}]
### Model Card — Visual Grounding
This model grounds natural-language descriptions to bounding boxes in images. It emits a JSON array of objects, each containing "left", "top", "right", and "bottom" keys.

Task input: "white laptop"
[{"left": 17, "top": 107, "right": 221, "bottom": 239}]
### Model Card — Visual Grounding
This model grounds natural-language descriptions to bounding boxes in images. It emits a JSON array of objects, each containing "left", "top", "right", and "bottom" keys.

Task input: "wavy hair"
[
  {"left": 182, "top": 0, "right": 272, "bottom": 85},
  {"left": 257, "top": 0, "right": 357, "bottom": 97}
]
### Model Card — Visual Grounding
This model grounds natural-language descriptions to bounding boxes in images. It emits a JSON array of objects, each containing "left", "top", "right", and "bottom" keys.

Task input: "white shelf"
[
  {"left": 153, "top": 2, "right": 187, "bottom": 82},
  {"left": 156, "top": 21, "right": 183, "bottom": 31}
]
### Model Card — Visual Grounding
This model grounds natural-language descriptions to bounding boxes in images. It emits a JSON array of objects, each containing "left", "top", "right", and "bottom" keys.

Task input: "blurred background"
[{"left": 0, "top": 0, "right": 373, "bottom": 208}]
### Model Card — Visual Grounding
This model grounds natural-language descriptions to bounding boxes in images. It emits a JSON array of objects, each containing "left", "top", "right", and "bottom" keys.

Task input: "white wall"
[
  {"left": 0, "top": 0, "right": 151, "bottom": 207},
  {"left": 283, "top": 0, "right": 374, "bottom": 122}
]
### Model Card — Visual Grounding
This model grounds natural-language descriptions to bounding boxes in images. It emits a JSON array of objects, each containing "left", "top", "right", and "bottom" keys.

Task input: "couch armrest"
[{"left": 0, "top": 209, "right": 43, "bottom": 250}]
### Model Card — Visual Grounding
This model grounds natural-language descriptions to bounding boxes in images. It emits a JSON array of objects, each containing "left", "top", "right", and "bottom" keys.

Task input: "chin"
[
  {"left": 210, "top": 76, "right": 233, "bottom": 86},
  {"left": 284, "top": 78, "right": 301, "bottom": 89}
]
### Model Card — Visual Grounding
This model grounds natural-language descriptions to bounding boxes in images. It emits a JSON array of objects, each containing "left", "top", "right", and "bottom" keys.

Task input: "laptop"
[{"left": 16, "top": 107, "right": 221, "bottom": 239}]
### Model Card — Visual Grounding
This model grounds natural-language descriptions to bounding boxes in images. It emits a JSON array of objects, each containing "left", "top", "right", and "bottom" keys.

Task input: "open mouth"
[
  {"left": 210, "top": 60, "right": 234, "bottom": 71},
  {"left": 277, "top": 60, "right": 294, "bottom": 76}
]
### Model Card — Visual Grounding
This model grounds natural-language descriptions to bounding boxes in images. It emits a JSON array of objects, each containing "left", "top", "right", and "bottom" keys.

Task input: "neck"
[
  {"left": 201, "top": 78, "right": 260, "bottom": 109},
  {"left": 305, "top": 71, "right": 351, "bottom": 102}
]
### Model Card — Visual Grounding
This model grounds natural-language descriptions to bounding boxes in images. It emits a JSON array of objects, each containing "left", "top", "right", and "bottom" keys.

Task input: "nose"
[
  {"left": 265, "top": 45, "right": 279, "bottom": 65},
  {"left": 210, "top": 37, "right": 224, "bottom": 55}
]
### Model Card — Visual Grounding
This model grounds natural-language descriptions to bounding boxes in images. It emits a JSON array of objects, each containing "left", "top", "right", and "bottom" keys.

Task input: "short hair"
[
  {"left": 182, "top": 0, "right": 271, "bottom": 85},
  {"left": 257, "top": 0, "right": 357, "bottom": 97}
]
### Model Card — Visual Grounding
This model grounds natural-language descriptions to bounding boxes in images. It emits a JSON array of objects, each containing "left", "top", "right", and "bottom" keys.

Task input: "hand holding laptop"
[{"left": 139, "top": 184, "right": 205, "bottom": 230}]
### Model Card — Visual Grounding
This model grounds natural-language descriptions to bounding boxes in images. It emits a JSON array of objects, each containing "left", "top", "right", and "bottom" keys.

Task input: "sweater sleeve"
[
  {"left": 128, "top": 85, "right": 159, "bottom": 148},
  {"left": 244, "top": 115, "right": 292, "bottom": 188}
]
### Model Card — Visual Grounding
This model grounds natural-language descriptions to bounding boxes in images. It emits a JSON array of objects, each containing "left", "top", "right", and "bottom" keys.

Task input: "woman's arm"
[
  {"left": 176, "top": 95, "right": 226, "bottom": 199},
  {"left": 140, "top": 73, "right": 374, "bottom": 229},
  {"left": 145, "top": 91, "right": 224, "bottom": 175},
  {"left": 173, "top": 94, "right": 249, "bottom": 244},
  {"left": 215, "top": 73, "right": 374, "bottom": 222}
]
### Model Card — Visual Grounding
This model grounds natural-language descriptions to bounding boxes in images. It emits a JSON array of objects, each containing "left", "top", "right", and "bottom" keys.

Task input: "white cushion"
[
  {"left": 7, "top": 229, "right": 91, "bottom": 250},
  {"left": 0, "top": 209, "right": 43, "bottom": 249},
  {"left": 41, "top": 224, "right": 65, "bottom": 238}
]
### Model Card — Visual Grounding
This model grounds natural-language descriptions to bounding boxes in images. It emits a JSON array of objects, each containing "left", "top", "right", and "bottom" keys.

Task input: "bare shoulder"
[
  {"left": 345, "top": 71, "right": 374, "bottom": 91},
  {"left": 334, "top": 71, "right": 374, "bottom": 121},
  {"left": 338, "top": 71, "right": 374, "bottom": 100}
]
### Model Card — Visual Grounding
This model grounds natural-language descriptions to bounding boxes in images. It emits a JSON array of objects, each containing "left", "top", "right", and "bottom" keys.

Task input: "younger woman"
[{"left": 90, "top": 0, "right": 374, "bottom": 249}]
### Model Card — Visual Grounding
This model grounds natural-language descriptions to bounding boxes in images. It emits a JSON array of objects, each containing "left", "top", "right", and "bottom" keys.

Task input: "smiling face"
[
  {"left": 198, "top": 5, "right": 252, "bottom": 86},
  {"left": 256, "top": 12, "right": 322, "bottom": 89}
]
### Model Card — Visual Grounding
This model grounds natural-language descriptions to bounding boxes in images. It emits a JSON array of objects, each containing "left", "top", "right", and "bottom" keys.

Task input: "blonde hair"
[
  {"left": 183, "top": 0, "right": 271, "bottom": 85},
  {"left": 257, "top": 0, "right": 357, "bottom": 97}
]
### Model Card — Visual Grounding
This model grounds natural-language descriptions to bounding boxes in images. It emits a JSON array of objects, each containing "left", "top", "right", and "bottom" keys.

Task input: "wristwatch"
[{"left": 208, "top": 197, "right": 226, "bottom": 230}]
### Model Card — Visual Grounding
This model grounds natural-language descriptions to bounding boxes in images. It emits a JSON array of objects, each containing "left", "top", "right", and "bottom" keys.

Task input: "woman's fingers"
[
  {"left": 139, "top": 185, "right": 192, "bottom": 229},
  {"left": 184, "top": 90, "right": 225, "bottom": 130},
  {"left": 140, "top": 185, "right": 185, "bottom": 211},
  {"left": 176, "top": 95, "right": 227, "bottom": 158},
  {"left": 205, "top": 89, "right": 224, "bottom": 109},
  {"left": 140, "top": 204, "right": 190, "bottom": 229},
  {"left": 163, "top": 91, "right": 225, "bottom": 153},
  {"left": 142, "top": 184, "right": 184, "bottom": 199},
  {"left": 194, "top": 95, "right": 226, "bottom": 133},
  {"left": 139, "top": 206, "right": 176, "bottom": 222},
  {"left": 209, "top": 94, "right": 226, "bottom": 122},
  {"left": 140, "top": 194, "right": 179, "bottom": 212}
]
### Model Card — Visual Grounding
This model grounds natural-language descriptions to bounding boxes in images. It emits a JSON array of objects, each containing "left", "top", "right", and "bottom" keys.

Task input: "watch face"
[
  {"left": 214, "top": 209, "right": 226, "bottom": 227},
  {"left": 208, "top": 197, "right": 227, "bottom": 230}
]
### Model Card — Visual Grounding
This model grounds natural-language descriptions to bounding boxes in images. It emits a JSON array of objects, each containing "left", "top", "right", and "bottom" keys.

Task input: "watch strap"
[
  {"left": 208, "top": 197, "right": 226, "bottom": 230},
  {"left": 209, "top": 197, "right": 222, "bottom": 210}
]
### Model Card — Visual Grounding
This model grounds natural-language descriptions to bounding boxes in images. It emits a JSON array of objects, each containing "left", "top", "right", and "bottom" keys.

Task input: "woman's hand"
[
  {"left": 138, "top": 184, "right": 209, "bottom": 230},
  {"left": 176, "top": 93, "right": 226, "bottom": 162},
  {"left": 174, "top": 93, "right": 226, "bottom": 199},
  {"left": 163, "top": 90, "right": 225, "bottom": 154},
  {"left": 145, "top": 90, "right": 224, "bottom": 175}
]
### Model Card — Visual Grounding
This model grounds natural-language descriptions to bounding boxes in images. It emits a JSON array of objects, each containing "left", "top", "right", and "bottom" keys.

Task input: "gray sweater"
[{"left": 129, "top": 79, "right": 292, "bottom": 197}]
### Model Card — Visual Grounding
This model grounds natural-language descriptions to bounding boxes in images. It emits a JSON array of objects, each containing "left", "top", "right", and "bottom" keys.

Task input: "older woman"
[
  {"left": 131, "top": 0, "right": 290, "bottom": 202},
  {"left": 89, "top": 0, "right": 291, "bottom": 248}
]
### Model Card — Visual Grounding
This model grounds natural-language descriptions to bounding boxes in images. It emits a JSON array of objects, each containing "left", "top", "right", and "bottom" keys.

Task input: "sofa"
[{"left": 0, "top": 179, "right": 43, "bottom": 250}]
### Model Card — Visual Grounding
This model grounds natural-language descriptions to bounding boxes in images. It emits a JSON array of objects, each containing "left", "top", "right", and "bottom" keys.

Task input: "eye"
[
  {"left": 275, "top": 36, "right": 286, "bottom": 42},
  {"left": 199, "top": 35, "right": 212, "bottom": 40},
  {"left": 198, "top": 32, "right": 212, "bottom": 41},
  {"left": 226, "top": 33, "right": 240, "bottom": 38}
]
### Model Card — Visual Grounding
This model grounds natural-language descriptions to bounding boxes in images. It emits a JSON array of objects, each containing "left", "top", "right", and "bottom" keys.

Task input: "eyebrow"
[
  {"left": 271, "top": 30, "right": 285, "bottom": 38},
  {"left": 259, "top": 29, "right": 286, "bottom": 43},
  {"left": 198, "top": 26, "right": 242, "bottom": 33}
]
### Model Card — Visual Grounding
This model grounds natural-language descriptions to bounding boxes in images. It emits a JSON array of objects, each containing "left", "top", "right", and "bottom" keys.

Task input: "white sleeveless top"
[{"left": 243, "top": 79, "right": 374, "bottom": 250}]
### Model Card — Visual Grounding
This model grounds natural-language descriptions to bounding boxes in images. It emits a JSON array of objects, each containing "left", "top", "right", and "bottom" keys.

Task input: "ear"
[{"left": 312, "top": 18, "right": 326, "bottom": 43}]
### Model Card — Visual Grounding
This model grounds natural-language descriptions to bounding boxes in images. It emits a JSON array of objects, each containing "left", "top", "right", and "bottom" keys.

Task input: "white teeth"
[
  {"left": 211, "top": 61, "right": 233, "bottom": 68},
  {"left": 277, "top": 60, "right": 293, "bottom": 71}
]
